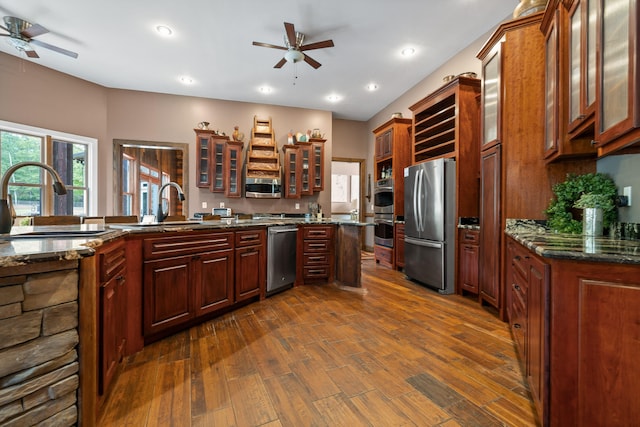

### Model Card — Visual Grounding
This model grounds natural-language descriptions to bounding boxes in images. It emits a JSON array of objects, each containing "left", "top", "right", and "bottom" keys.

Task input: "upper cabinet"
[
  {"left": 224, "top": 140, "right": 243, "bottom": 198},
  {"left": 194, "top": 129, "right": 231, "bottom": 191},
  {"left": 481, "top": 52, "right": 500, "bottom": 150},
  {"left": 310, "top": 138, "right": 325, "bottom": 192},
  {"left": 543, "top": 0, "right": 640, "bottom": 158}
]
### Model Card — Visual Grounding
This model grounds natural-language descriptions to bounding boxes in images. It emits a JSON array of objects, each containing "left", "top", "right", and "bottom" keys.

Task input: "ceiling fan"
[
  {"left": 253, "top": 22, "right": 334, "bottom": 69},
  {"left": 0, "top": 16, "right": 78, "bottom": 59}
]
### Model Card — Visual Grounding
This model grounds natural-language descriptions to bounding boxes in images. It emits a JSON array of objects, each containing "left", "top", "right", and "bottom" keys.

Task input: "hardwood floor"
[{"left": 99, "top": 258, "right": 538, "bottom": 426}]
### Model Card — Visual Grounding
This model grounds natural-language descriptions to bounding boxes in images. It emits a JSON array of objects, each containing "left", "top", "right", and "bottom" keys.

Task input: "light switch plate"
[
  {"left": 624, "top": 186, "right": 632, "bottom": 206},
  {"left": 201, "top": 201, "right": 207, "bottom": 209},
  {"left": 295, "top": 203, "right": 300, "bottom": 209},
  {"left": 220, "top": 202, "right": 225, "bottom": 208}
]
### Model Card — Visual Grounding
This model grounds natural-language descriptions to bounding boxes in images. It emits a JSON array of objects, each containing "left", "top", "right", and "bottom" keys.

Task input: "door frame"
[{"left": 331, "top": 157, "right": 366, "bottom": 223}]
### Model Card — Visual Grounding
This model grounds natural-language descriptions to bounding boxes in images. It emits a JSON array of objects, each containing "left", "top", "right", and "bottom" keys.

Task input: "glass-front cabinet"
[
  {"left": 210, "top": 136, "right": 227, "bottom": 193},
  {"left": 195, "top": 130, "right": 214, "bottom": 188},
  {"left": 282, "top": 145, "right": 301, "bottom": 198},
  {"left": 481, "top": 45, "right": 500, "bottom": 149},
  {"left": 310, "top": 139, "right": 325, "bottom": 192},
  {"left": 544, "top": 10, "right": 559, "bottom": 157},
  {"left": 297, "top": 142, "right": 313, "bottom": 196},
  {"left": 224, "top": 141, "right": 243, "bottom": 198}
]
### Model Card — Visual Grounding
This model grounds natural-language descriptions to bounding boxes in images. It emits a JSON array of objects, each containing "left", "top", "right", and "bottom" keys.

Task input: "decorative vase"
[
  {"left": 583, "top": 207, "right": 603, "bottom": 236},
  {"left": 513, "top": 0, "right": 547, "bottom": 18}
]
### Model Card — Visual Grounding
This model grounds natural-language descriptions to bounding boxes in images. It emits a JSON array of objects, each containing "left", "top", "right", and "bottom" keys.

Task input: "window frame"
[{"left": 0, "top": 120, "right": 98, "bottom": 216}]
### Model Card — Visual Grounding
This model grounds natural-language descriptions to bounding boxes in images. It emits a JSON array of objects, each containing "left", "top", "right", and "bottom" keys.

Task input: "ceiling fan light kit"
[
  {"left": 0, "top": 16, "right": 78, "bottom": 59},
  {"left": 253, "top": 21, "right": 334, "bottom": 70}
]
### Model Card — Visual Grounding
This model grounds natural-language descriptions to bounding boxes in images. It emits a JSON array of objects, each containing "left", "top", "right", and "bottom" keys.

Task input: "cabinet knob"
[
  {"left": 513, "top": 283, "right": 520, "bottom": 291},
  {"left": 513, "top": 323, "right": 522, "bottom": 329}
]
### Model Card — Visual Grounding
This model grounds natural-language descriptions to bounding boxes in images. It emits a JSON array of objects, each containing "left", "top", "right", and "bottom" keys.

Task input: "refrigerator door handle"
[
  {"left": 405, "top": 236, "right": 442, "bottom": 249},
  {"left": 418, "top": 168, "right": 425, "bottom": 233},
  {"left": 413, "top": 169, "right": 420, "bottom": 233}
]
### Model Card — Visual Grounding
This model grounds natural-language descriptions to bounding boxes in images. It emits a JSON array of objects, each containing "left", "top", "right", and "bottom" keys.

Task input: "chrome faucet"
[
  {"left": 155, "top": 182, "right": 185, "bottom": 222},
  {"left": 0, "top": 162, "right": 68, "bottom": 233}
]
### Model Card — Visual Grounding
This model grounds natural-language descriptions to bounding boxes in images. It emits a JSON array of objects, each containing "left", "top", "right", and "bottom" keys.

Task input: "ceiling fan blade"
[
  {"left": 284, "top": 22, "right": 296, "bottom": 47},
  {"left": 29, "top": 39, "right": 78, "bottom": 58},
  {"left": 253, "top": 41, "right": 287, "bottom": 50},
  {"left": 303, "top": 54, "right": 321, "bottom": 69},
  {"left": 274, "top": 57, "right": 287, "bottom": 68},
  {"left": 300, "top": 40, "right": 334, "bottom": 51},
  {"left": 25, "top": 49, "right": 39, "bottom": 58},
  {"left": 21, "top": 23, "right": 48, "bottom": 38},
  {"left": 0, "top": 23, "right": 11, "bottom": 33}
]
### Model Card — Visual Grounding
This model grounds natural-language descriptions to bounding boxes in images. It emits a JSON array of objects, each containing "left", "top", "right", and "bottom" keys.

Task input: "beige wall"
[{"left": 0, "top": 52, "right": 333, "bottom": 216}]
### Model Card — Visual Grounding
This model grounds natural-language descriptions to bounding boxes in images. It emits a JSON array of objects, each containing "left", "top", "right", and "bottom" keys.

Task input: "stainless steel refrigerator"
[{"left": 403, "top": 158, "right": 456, "bottom": 294}]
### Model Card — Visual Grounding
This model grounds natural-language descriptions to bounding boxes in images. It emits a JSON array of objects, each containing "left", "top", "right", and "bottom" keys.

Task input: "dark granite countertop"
[
  {"left": 0, "top": 218, "right": 370, "bottom": 266},
  {"left": 505, "top": 219, "right": 640, "bottom": 265}
]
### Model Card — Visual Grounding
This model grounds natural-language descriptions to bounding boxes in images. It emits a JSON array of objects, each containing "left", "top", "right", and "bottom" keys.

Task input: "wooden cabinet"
[
  {"left": 479, "top": 145, "right": 501, "bottom": 308},
  {"left": 310, "top": 138, "right": 325, "bottom": 192},
  {"left": 394, "top": 223, "right": 405, "bottom": 270},
  {"left": 505, "top": 237, "right": 549, "bottom": 424},
  {"left": 246, "top": 117, "right": 280, "bottom": 180},
  {"left": 97, "top": 239, "right": 127, "bottom": 395},
  {"left": 282, "top": 145, "right": 301, "bottom": 198},
  {"left": 541, "top": 1, "right": 597, "bottom": 161},
  {"left": 476, "top": 13, "right": 592, "bottom": 317},
  {"left": 224, "top": 140, "right": 243, "bottom": 198},
  {"left": 543, "top": 0, "right": 640, "bottom": 156},
  {"left": 410, "top": 76, "right": 480, "bottom": 167},
  {"left": 193, "top": 129, "right": 234, "bottom": 192},
  {"left": 457, "top": 228, "right": 479, "bottom": 294},
  {"left": 283, "top": 141, "right": 324, "bottom": 198},
  {"left": 142, "top": 231, "right": 235, "bottom": 338},
  {"left": 296, "top": 224, "right": 335, "bottom": 285},
  {"left": 506, "top": 236, "right": 640, "bottom": 425},
  {"left": 372, "top": 118, "right": 411, "bottom": 202},
  {"left": 234, "top": 229, "right": 266, "bottom": 301},
  {"left": 372, "top": 118, "right": 411, "bottom": 268}
]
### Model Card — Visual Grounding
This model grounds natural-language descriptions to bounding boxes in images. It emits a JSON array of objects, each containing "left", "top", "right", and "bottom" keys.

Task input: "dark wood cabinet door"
[
  {"left": 99, "top": 276, "right": 118, "bottom": 394},
  {"left": 235, "top": 245, "right": 264, "bottom": 302},
  {"left": 479, "top": 145, "right": 501, "bottom": 308},
  {"left": 527, "top": 254, "right": 549, "bottom": 426},
  {"left": 194, "top": 250, "right": 234, "bottom": 316},
  {"left": 224, "top": 141, "right": 243, "bottom": 198},
  {"left": 143, "top": 255, "right": 194, "bottom": 336},
  {"left": 282, "top": 145, "right": 301, "bottom": 198},
  {"left": 459, "top": 243, "right": 479, "bottom": 294}
]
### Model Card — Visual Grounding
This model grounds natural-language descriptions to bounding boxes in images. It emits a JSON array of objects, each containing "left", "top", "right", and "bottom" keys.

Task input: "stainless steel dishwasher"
[{"left": 267, "top": 225, "right": 297, "bottom": 296}]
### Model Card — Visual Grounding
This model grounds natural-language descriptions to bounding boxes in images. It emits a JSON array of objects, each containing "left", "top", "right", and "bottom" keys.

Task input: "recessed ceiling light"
[
  {"left": 366, "top": 83, "right": 378, "bottom": 91},
  {"left": 259, "top": 86, "right": 273, "bottom": 94},
  {"left": 327, "top": 94, "right": 342, "bottom": 103},
  {"left": 179, "top": 76, "right": 193, "bottom": 84},
  {"left": 401, "top": 47, "right": 416, "bottom": 57},
  {"left": 156, "top": 25, "right": 173, "bottom": 37}
]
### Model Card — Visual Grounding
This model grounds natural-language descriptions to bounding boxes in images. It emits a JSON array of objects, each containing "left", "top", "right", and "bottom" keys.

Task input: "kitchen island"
[
  {"left": 504, "top": 219, "right": 640, "bottom": 426},
  {"left": 0, "top": 218, "right": 369, "bottom": 427}
]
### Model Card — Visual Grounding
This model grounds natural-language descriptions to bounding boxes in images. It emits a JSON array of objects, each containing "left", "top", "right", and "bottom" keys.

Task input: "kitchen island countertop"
[{"left": 505, "top": 219, "right": 640, "bottom": 264}]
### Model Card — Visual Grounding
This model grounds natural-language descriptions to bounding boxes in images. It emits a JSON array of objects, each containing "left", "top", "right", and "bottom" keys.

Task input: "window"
[{"left": 0, "top": 120, "right": 97, "bottom": 217}]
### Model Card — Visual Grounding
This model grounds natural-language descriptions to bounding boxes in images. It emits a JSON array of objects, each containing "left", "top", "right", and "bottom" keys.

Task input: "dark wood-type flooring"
[{"left": 99, "top": 257, "right": 537, "bottom": 426}]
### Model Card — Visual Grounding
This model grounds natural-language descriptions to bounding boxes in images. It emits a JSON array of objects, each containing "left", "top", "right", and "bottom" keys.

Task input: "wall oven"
[
  {"left": 374, "top": 214, "right": 394, "bottom": 247},
  {"left": 374, "top": 178, "right": 394, "bottom": 214}
]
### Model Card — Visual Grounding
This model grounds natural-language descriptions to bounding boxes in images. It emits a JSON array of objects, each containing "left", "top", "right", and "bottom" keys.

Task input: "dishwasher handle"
[{"left": 269, "top": 227, "right": 298, "bottom": 234}]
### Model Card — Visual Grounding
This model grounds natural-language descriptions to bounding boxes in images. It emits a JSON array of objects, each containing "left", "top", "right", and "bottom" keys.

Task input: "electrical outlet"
[
  {"left": 201, "top": 201, "right": 207, "bottom": 209},
  {"left": 624, "top": 186, "right": 632, "bottom": 206},
  {"left": 295, "top": 203, "right": 300, "bottom": 210},
  {"left": 220, "top": 202, "right": 225, "bottom": 208}
]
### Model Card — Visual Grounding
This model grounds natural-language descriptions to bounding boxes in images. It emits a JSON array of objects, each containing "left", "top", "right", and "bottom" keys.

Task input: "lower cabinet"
[
  {"left": 296, "top": 224, "right": 336, "bottom": 285},
  {"left": 142, "top": 230, "right": 263, "bottom": 340},
  {"left": 506, "top": 235, "right": 640, "bottom": 426},
  {"left": 457, "top": 228, "right": 479, "bottom": 294},
  {"left": 97, "top": 239, "right": 127, "bottom": 395},
  {"left": 235, "top": 229, "right": 266, "bottom": 301},
  {"left": 394, "top": 223, "right": 405, "bottom": 270}
]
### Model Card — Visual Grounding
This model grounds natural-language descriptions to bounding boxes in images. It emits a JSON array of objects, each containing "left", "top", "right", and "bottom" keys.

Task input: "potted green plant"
[{"left": 545, "top": 172, "right": 618, "bottom": 234}]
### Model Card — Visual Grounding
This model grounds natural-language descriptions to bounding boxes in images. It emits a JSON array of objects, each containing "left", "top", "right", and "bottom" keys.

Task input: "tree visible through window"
[{"left": 0, "top": 129, "right": 91, "bottom": 217}]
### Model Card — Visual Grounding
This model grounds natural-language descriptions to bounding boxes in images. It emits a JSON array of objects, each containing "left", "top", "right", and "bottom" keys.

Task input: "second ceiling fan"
[{"left": 252, "top": 22, "right": 334, "bottom": 69}]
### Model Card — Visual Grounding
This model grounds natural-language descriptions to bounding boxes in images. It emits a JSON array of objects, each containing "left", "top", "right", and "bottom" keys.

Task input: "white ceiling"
[{"left": 0, "top": 0, "right": 515, "bottom": 121}]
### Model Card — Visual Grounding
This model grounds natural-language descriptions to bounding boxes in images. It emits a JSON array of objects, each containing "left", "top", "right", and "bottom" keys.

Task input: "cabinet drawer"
[
  {"left": 303, "top": 253, "right": 330, "bottom": 265},
  {"left": 511, "top": 269, "right": 528, "bottom": 308},
  {"left": 235, "top": 229, "right": 265, "bottom": 247},
  {"left": 99, "top": 240, "right": 126, "bottom": 282},
  {"left": 510, "top": 241, "right": 530, "bottom": 280},
  {"left": 302, "top": 225, "right": 334, "bottom": 240},
  {"left": 374, "top": 245, "right": 393, "bottom": 264},
  {"left": 303, "top": 265, "right": 330, "bottom": 279},
  {"left": 460, "top": 229, "right": 479, "bottom": 244},
  {"left": 144, "top": 232, "right": 233, "bottom": 260},
  {"left": 303, "top": 239, "right": 331, "bottom": 253}
]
